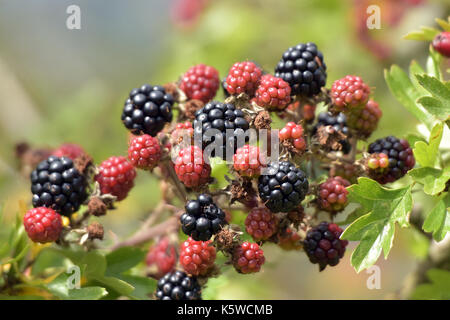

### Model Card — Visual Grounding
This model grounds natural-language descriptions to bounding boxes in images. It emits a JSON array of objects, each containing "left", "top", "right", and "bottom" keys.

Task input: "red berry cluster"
[
  {"left": 95, "top": 156, "right": 137, "bottom": 201},
  {"left": 52, "top": 143, "right": 85, "bottom": 160},
  {"left": 279, "top": 122, "right": 306, "bottom": 151},
  {"left": 244, "top": 207, "right": 278, "bottom": 241},
  {"left": 179, "top": 64, "right": 220, "bottom": 103},
  {"left": 233, "top": 241, "right": 265, "bottom": 274},
  {"left": 233, "top": 145, "right": 265, "bottom": 177},
  {"left": 226, "top": 61, "right": 262, "bottom": 96},
  {"left": 146, "top": 237, "right": 177, "bottom": 279},
  {"left": 128, "top": 134, "right": 162, "bottom": 170},
  {"left": 172, "top": 121, "right": 194, "bottom": 143},
  {"left": 180, "top": 237, "right": 216, "bottom": 276},
  {"left": 331, "top": 75, "right": 370, "bottom": 110},
  {"left": 367, "top": 153, "right": 389, "bottom": 170},
  {"left": 23, "top": 207, "right": 62, "bottom": 243},
  {"left": 347, "top": 100, "right": 382, "bottom": 138},
  {"left": 255, "top": 74, "right": 291, "bottom": 110},
  {"left": 317, "top": 176, "right": 350, "bottom": 213},
  {"left": 174, "top": 145, "right": 211, "bottom": 188}
]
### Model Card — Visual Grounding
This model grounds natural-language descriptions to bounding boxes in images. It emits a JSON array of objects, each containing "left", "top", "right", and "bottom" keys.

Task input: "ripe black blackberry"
[
  {"left": 121, "top": 84, "right": 174, "bottom": 136},
  {"left": 314, "top": 112, "right": 351, "bottom": 154},
  {"left": 275, "top": 42, "right": 327, "bottom": 96},
  {"left": 258, "top": 161, "right": 309, "bottom": 213},
  {"left": 304, "top": 222, "right": 348, "bottom": 271},
  {"left": 180, "top": 194, "right": 227, "bottom": 241},
  {"left": 155, "top": 271, "right": 201, "bottom": 300},
  {"left": 368, "top": 136, "right": 415, "bottom": 184},
  {"left": 31, "top": 156, "right": 87, "bottom": 216},
  {"left": 193, "top": 101, "right": 249, "bottom": 160}
]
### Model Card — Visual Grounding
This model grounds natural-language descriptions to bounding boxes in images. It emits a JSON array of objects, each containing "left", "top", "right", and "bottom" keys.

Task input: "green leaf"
[
  {"left": 423, "top": 193, "right": 450, "bottom": 242},
  {"left": 416, "top": 75, "right": 450, "bottom": 121},
  {"left": 408, "top": 167, "right": 450, "bottom": 195},
  {"left": 94, "top": 275, "right": 135, "bottom": 298},
  {"left": 384, "top": 65, "right": 433, "bottom": 129},
  {"left": 118, "top": 275, "right": 156, "bottom": 300},
  {"left": 341, "top": 178, "right": 413, "bottom": 273},
  {"left": 105, "top": 247, "right": 146, "bottom": 276},
  {"left": 436, "top": 18, "right": 450, "bottom": 32},
  {"left": 411, "top": 269, "right": 450, "bottom": 299},
  {"left": 413, "top": 122, "right": 444, "bottom": 168},
  {"left": 426, "top": 48, "right": 442, "bottom": 80},
  {"left": 403, "top": 26, "right": 439, "bottom": 41},
  {"left": 47, "top": 272, "right": 108, "bottom": 300}
]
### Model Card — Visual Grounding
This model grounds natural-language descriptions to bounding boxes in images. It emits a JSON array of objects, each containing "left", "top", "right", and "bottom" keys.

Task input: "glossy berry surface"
[
  {"left": 233, "top": 241, "right": 265, "bottom": 274},
  {"left": 155, "top": 271, "right": 201, "bottom": 300},
  {"left": 31, "top": 156, "right": 87, "bottom": 216},
  {"left": 331, "top": 75, "right": 370, "bottom": 110},
  {"left": 245, "top": 207, "right": 278, "bottom": 241},
  {"left": 304, "top": 222, "right": 348, "bottom": 271},
  {"left": 279, "top": 122, "right": 307, "bottom": 151},
  {"left": 275, "top": 42, "right": 326, "bottom": 96},
  {"left": 128, "top": 134, "right": 162, "bottom": 170},
  {"left": 179, "top": 64, "right": 220, "bottom": 103},
  {"left": 226, "top": 61, "right": 263, "bottom": 96},
  {"left": 95, "top": 156, "right": 136, "bottom": 201},
  {"left": 258, "top": 161, "right": 309, "bottom": 213},
  {"left": 23, "top": 207, "right": 62, "bottom": 243},
  {"left": 174, "top": 146, "right": 211, "bottom": 188},
  {"left": 180, "top": 237, "right": 216, "bottom": 276},
  {"left": 368, "top": 136, "right": 415, "bottom": 184},
  {"left": 255, "top": 74, "right": 291, "bottom": 110},
  {"left": 121, "top": 84, "right": 174, "bottom": 136},
  {"left": 432, "top": 31, "right": 450, "bottom": 57},
  {"left": 233, "top": 145, "right": 265, "bottom": 177},
  {"left": 146, "top": 237, "right": 177, "bottom": 279},
  {"left": 317, "top": 176, "right": 350, "bottom": 213},
  {"left": 180, "top": 194, "right": 227, "bottom": 241}
]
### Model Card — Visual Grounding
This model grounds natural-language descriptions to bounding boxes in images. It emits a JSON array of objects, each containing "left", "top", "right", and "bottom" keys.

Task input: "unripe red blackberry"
[
  {"left": 180, "top": 194, "right": 227, "bottom": 241},
  {"left": 226, "top": 61, "right": 263, "bottom": 97},
  {"left": 128, "top": 134, "right": 162, "bottom": 170},
  {"left": 155, "top": 271, "right": 201, "bottom": 300},
  {"left": 275, "top": 42, "right": 327, "bottom": 96},
  {"left": 179, "top": 64, "right": 220, "bottom": 103},
  {"left": 432, "top": 31, "right": 450, "bottom": 57},
  {"left": 278, "top": 228, "right": 302, "bottom": 251},
  {"left": 347, "top": 100, "right": 382, "bottom": 138},
  {"left": 23, "top": 207, "right": 62, "bottom": 243},
  {"left": 171, "top": 121, "right": 194, "bottom": 144},
  {"left": 95, "top": 156, "right": 136, "bottom": 201},
  {"left": 233, "top": 145, "right": 265, "bottom": 178},
  {"left": 180, "top": 237, "right": 216, "bottom": 276},
  {"left": 174, "top": 146, "right": 211, "bottom": 188},
  {"left": 232, "top": 241, "right": 265, "bottom": 274},
  {"left": 52, "top": 143, "right": 85, "bottom": 160},
  {"left": 279, "top": 122, "right": 307, "bottom": 151},
  {"left": 368, "top": 136, "right": 415, "bottom": 184},
  {"left": 304, "top": 222, "right": 348, "bottom": 271},
  {"left": 255, "top": 74, "right": 291, "bottom": 110},
  {"left": 317, "top": 176, "right": 350, "bottom": 214},
  {"left": 146, "top": 237, "right": 177, "bottom": 279},
  {"left": 245, "top": 207, "right": 278, "bottom": 241},
  {"left": 331, "top": 75, "right": 370, "bottom": 111}
]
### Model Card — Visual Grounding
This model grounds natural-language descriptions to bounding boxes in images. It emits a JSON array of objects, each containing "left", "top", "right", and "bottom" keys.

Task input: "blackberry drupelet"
[
  {"left": 193, "top": 101, "right": 249, "bottom": 160},
  {"left": 180, "top": 194, "right": 227, "bottom": 241},
  {"left": 31, "top": 156, "right": 87, "bottom": 216},
  {"left": 314, "top": 112, "right": 351, "bottom": 154},
  {"left": 121, "top": 84, "right": 174, "bottom": 136},
  {"left": 275, "top": 42, "right": 327, "bottom": 96},
  {"left": 155, "top": 271, "right": 201, "bottom": 300},
  {"left": 304, "top": 221, "right": 348, "bottom": 271},
  {"left": 367, "top": 136, "right": 415, "bottom": 184},
  {"left": 258, "top": 161, "right": 309, "bottom": 213}
]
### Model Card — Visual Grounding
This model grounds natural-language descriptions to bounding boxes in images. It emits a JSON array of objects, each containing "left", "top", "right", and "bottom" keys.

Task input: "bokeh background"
[{"left": 0, "top": 0, "right": 449, "bottom": 299}]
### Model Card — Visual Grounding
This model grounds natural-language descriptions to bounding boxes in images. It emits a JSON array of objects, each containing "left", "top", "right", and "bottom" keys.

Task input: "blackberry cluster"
[
  {"left": 225, "top": 61, "right": 263, "bottom": 96},
  {"left": 258, "top": 161, "right": 309, "bottom": 213},
  {"left": 31, "top": 156, "right": 87, "bottom": 216},
  {"left": 95, "top": 156, "right": 136, "bottom": 201},
  {"left": 232, "top": 242, "right": 265, "bottom": 274},
  {"left": 121, "top": 84, "right": 174, "bottom": 136},
  {"left": 368, "top": 136, "right": 415, "bottom": 184},
  {"left": 304, "top": 222, "right": 348, "bottom": 271},
  {"left": 314, "top": 112, "right": 351, "bottom": 154},
  {"left": 155, "top": 271, "right": 201, "bottom": 300},
  {"left": 174, "top": 146, "right": 211, "bottom": 188},
  {"left": 317, "top": 176, "right": 350, "bottom": 213},
  {"left": 275, "top": 42, "right": 327, "bottom": 96},
  {"left": 254, "top": 74, "right": 291, "bottom": 110},
  {"left": 180, "top": 194, "right": 227, "bottom": 241},
  {"left": 179, "top": 64, "right": 220, "bottom": 103},
  {"left": 233, "top": 145, "right": 265, "bottom": 178},
  {"left": 128, "top": 134, "right": 162, "bottom": 170},
  {"left": 245, "top": 207, "right": 278, "bottom": 241},
  {"left": 330, "top": 75, "right": 370, "bottom": 110},
  {"left": 180, "top": 237, "right": 216, "bottom": 276},
  {"left": 194, "top": 101, "right": 249, "bottom": 160},
  {"left": 23, "top": 207, "right": 62, "bottom": 243},
  {"left": 347, "top": 100, "right": 382, "bottom": 138}
]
